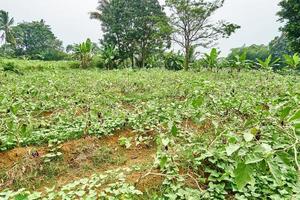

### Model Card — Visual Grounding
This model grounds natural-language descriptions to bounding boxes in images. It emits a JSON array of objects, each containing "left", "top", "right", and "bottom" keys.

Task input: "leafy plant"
[
  {"left": 74, "top": 38, "right": 93, "bottom": 68},
  {"left": 256, "top": 55, "right": 280, "bottom": 70},
  {"left": 203, "top": 48, "right": 219, "bottom": 70},
  {"left": 119, "top": 137, "right": 132, "bottom": 149},
  {"left": 100, "top": 45, "right": 119, "bottom": 69},
  {"left": 231, "top": 50, "right": 252, "bottom": 70},
  {"left": 164, "top": 51, "right": 183, "bottom": 70},
  {"left": 283, "top": 53, "right": 300, "bottom": 69}
]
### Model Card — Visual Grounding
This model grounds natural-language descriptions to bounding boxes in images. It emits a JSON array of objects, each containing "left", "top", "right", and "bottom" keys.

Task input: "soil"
[{"left": 0, "top": 129, "right": 159, "bottom": 192}]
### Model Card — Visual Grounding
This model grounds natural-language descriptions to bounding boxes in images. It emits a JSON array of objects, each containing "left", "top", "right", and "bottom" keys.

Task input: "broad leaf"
[
  {"left": 243, "top": 132, "right": 254, "bottom": 142},
  {"left": 234, "top": 162, "right": 253, "bottom": 190},
  {"left": 226, "top": 144, "right": 240, "bottom": 156},
  {"left": 289, "top": 109, "right": 300, "bottom": 122}
]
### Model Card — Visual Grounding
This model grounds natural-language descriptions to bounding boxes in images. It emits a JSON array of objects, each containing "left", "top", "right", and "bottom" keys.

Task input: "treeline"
[{"left": 0, "top": 0, "right": 299, "bottom": 71}]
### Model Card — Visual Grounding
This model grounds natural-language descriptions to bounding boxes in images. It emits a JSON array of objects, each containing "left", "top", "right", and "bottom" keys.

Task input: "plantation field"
[{"left": 0, "top": 66, "right": 300, "bottom": 199}]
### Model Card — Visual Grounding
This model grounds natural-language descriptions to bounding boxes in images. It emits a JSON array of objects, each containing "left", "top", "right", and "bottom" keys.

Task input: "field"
[{"left": 0, "top": 62, "right": 300, "bottom": 199}]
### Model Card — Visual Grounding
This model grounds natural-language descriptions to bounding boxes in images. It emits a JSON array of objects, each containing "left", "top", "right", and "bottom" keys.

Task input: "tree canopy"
[
  {"left": 13, "top": 20, "right": 63, "bottom": 59},
  {"left": 90, "top": 0, "right": 172, "bottom": 68},
  {"left": 0, "top": 10, "right": 15, "bottom": 45},
  {"left": 166, "top": 0, "right": 240, "bottom": 70},
  {"left": 277, "top": 0, "right": 300, "bottom": 53}
]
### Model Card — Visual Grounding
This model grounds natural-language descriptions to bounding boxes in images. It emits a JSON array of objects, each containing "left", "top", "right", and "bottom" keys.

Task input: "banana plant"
[
  {"left": 74, "top": 38, "right": 93, "bottom": 68},
  {"left": 283, "top": 53, "right": 300, "bottom": 69},
  {"left": 100, "top": 45, "right": 119, "bottom": 69},
  {"left": 232, "top": 50, "right": 252, "bottom": 71},
  {"left": 256, "top": 55, "right": 280, "bottom": 71},
  {"left": 203, "top": 48, "right": 219, "bottom": 71}
]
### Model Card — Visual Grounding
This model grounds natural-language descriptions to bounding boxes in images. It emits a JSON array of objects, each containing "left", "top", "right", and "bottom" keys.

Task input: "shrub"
[{"left": 164, "top": 51, "right": 184, "bottom": 71}]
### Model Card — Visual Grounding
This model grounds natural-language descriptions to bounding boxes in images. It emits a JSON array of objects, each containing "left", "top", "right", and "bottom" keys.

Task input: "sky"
[{"left": 0, "top": 0, "right": 282, "bottom": 55}]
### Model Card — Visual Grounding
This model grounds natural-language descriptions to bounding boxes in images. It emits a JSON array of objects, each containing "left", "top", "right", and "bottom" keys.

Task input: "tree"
[
  {"left": 277, "top": 0, "right": 300, "bottom": 53},
  {"left": 12, "top": 20, "right": 63, "bottom": 59},
  {"left": 269, "top": 33, "right": 292, "bottom": 59},
  {"left": 90, "top": 0, "right": 171, "bottom": 68},
  {"left": 0, "top": 10, "right": 15, "bottom": 45},
  {"left": 166, "top": 0, "right": 240, "bottom": 70}
]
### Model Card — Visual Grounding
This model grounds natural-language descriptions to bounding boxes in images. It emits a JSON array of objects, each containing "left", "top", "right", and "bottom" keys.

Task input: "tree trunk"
[{"left": 184, "top": 46, "right": 190, "bottom": 71}]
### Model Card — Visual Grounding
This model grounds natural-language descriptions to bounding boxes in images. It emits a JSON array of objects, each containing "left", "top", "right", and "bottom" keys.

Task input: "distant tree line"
[{"left": 0, "top": 0, "right": 299, "bottom": 71}]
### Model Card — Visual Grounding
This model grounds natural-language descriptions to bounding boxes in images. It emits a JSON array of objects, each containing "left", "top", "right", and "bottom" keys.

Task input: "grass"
[{"left": 0, "top": 62, "right": 299, "bottom": 199}]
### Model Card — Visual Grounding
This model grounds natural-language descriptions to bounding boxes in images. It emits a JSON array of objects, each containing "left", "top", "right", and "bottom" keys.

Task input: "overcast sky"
[{"left": 0, "top": 0, "right": 282, "bottom": 55}]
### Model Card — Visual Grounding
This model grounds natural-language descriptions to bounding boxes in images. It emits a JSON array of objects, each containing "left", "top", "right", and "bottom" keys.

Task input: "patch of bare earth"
[{"left": 0, "top": 129, "right": 158, "bottom": 192}]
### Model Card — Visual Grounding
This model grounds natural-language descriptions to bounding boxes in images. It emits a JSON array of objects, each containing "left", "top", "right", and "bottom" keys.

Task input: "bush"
[
  {"left": 164, "top": 51, "right": 184, "bottom": 70},
  {"left": 90, "top": 55, "right": 104, "bottom": 68},
  {"left": 41, "top": 50, "right": 70, "bottom": 61}
]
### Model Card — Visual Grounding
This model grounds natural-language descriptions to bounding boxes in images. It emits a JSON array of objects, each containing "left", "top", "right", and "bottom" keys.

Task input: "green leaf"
[
  {"left": 226, "top": 144, "right": 240, "bottom": 156},
  {"left": 192, "top": 96, "right": 204, "bottom": 108},
  {"left": 267, "top": 160, "right": 283, "bottom": 185},
  {"left": 234, "top": 162, "right": 253, "bottom": 190},
  {"left": 278, "top": 106, "right": 292, "bottom": 120},
  {"left": 171, "top": 124, "right": 178, "bottom": 137},
  {"left": 245, "top": 153, "right": 264, "bottom": 164},
  {"left": 243, "top": 132, "right": 254, "bottom": 142},
  {"left": 159, "top": 155, "right": 168, "bottom": 169},
  {"left": 277, "top": 152, "right": 292, "bottom": 165},
  {"left": 289, "top": 109, "right": 300, "bottom": 122}
]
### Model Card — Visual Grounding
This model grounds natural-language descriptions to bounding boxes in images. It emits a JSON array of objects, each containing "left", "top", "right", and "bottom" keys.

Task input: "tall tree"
[
  {"left": 12, "top": 20, "right": 63, "bottom": 58},
  {"left": 0, "top": 10, "right": 15, "bottom": 45},
  {"left": 277, "top": 0, "right": 300, "bottom": 53},
  {"left": 166, "top": 0, "right": 240, "bottom": 70},
  {"left": 269, "top": 33, "right": 292, "bottom": 58},
  {"left": 90, "top": 0, "right": 171, "bottom": 68}
]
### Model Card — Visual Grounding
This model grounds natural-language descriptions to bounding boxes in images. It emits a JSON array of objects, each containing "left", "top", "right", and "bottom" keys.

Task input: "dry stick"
[
  {"left": 186, "top": 173, "right": 204, "bottom": 192},
  {"left": 207, "top": 130, "right": 227, "bottom": 149}
]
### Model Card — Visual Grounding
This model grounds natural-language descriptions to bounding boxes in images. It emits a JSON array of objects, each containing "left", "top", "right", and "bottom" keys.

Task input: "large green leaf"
[
  {"left": 226, "top": 144, "right": 240, "bottom": 156},
  {"left": 289, "top": 109, "right": 300, "bottom": 122},
  {"left": 234, "top": 162, "right": 253, "bottom": 190},
  {"left": 267, "top": 160, "right": 283, "bottom": 185}
]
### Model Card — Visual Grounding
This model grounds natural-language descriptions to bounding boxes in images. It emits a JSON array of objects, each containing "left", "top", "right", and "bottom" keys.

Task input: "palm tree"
[{"left": 0, "top": 10, "right": 16, "bottom": 45}]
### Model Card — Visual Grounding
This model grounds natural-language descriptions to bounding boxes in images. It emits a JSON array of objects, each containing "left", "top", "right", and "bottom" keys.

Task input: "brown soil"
[{"left": 0, "top": 129, "right": 158, "bottom": 192}]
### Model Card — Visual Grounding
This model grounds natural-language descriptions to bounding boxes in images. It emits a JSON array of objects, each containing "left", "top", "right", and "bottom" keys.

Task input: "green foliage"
[
  {"left": 91, "top": 0, "right": 171, "bottom": 68},
  {"left": 283, "top": 53, "right": 300, "bottom": 69},
  {"left": 278, "top": 0, "right": 300, "bottom": 53},
  {"left": 228, "top": 44, "right": 270, "bottom": 63},
  {"left": 74, "top": 38, "right": 93, "bottom": 68},
  {"left": 100, "top": 44, "right": 119, "bottom": 69},
  {"left": 0, "top": 62, "right": 299, "bottom": 198},
  {"left": 203, "top": 48, "right": 219, "bottom": 70},
  {"left": 269, "top": 33, "right": 293, "bottom": 59},
  {"left": 166, "top": 0, "right": 240, "bottom": 70},
  {"left": 164, "top": 51, "right": 184, "bottom": 70},
  {"left": 230, "top": 50, "right": 252, "bottom": 70},
  {"left": 256, "top": 55, "right": 280, "bottom": 70},
  {"left": 0, "top": 10, "right": 16, "bottom": 45},
  {"left": 12, "top": 20, "right": 64, "bottom": 59}
]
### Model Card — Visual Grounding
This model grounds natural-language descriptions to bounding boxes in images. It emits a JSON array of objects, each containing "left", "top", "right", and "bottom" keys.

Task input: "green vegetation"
[
  {"left": 0, "top": 0, "right": 300, "bottom": 199},
  {"left": 278, "top": 0, "right": 300, "bottom": 53},
  {"left": 166, "top": 0, "right": 239, "bottom": 70},
  {"left": 0, "top": 65, "right": 299, "bottom": 199}
]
